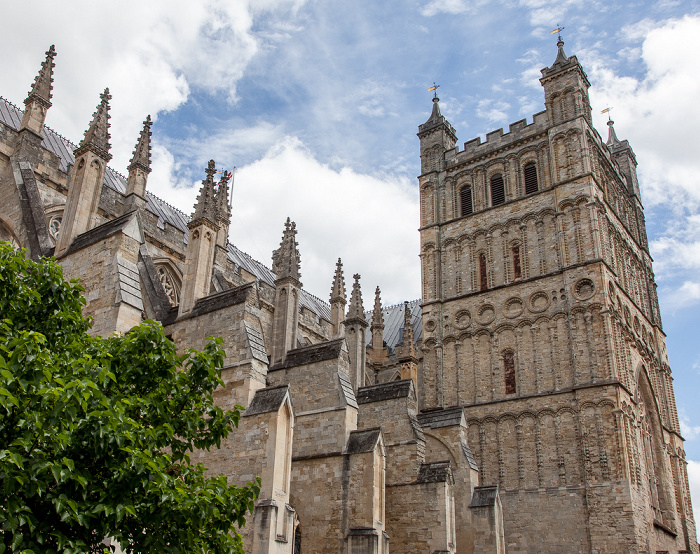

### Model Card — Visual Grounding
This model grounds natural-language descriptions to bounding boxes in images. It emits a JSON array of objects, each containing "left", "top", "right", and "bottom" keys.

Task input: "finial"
[
  {"left": 330, "top": 258, "right": 347, "bottom": 304},
  {"left": 128, "top": 115, "right": 152, "bottom": 173},
  {"left": 25, "top": 45, "right": 56, "bottom": 108},
  {"left": 205, "top": 159, "right": 216, "bottom": 180},
  {"left": 215, "top": 168, "right": 232, "bottom": 225},
  {"left": 76, "top": 87, "right": 112, "bottom": 161},
  {"left": 428, "top": 82, "right": 440, "bottom": 100}
]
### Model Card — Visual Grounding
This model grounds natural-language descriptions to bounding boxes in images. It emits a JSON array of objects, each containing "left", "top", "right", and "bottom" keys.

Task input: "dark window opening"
[
  {"left": 460, "top": 186, "right": 473, "bottom": 216},
  {"left": 294, "top": 525, "right": 301, "bottom": 554},
  {"left": 504, "top": 351, "right": 516, "bottom": 394},
  {"left": 490, "top": 174, "right": 505, "bottom": 206},
  {"left": 512, "top": 246, "right": 522, "bottom": 280},
  {"left": 479, "top": 253, "right": 488, "bottom": 291},
  {"left": 524, "top": 162, "right": 538, "bottom": 195}
]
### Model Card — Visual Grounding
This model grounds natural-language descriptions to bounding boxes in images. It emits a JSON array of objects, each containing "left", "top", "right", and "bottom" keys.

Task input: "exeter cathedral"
[{"left": 1, "top": 38, "right": 697, "bottom": 553}]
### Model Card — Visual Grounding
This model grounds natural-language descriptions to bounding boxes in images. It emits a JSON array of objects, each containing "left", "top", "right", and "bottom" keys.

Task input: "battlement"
[{"left": 448, "top": 110, "right": 549, "bottom": 164}]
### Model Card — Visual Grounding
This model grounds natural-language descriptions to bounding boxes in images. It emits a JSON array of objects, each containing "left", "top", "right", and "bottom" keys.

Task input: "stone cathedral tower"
[{"left": 417, "top": 39, "right": 697, "bottom": 553}]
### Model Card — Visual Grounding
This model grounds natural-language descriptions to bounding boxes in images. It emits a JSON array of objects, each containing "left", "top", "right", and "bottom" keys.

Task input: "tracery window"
[
  {"left": 490, "top": 174, "right": 505, "bottom": 206},
  {"left": 524, "top": 162, "right": 538, "bottom": 195},
  {"left": 48, "top": 215, "right": 62, "bottom": 239},
  {"left": 460, "top": 185, "right": 473, "bottom": 216},
  {"left": 155, "top": 264, "right": 181, "bottom": 307}
]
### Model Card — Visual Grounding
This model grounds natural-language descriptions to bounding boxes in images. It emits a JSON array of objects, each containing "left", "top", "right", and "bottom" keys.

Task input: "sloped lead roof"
[{"left": 0, "top": 97, "right": 420, "bottom": 347}]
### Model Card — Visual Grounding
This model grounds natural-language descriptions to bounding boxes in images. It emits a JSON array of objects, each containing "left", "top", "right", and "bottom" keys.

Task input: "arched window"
[
  {"left": 479, "top": 253, "right": 488, "bottom": 291},
  {"left": 490, "top": 174, "right": 505, "bottom": 206},
  {"left": 512, "top": 245, "right": 522, "bottom": 280},
  {"left": 294, "top": 524, "right": 302, "bottom": 554},
  {"left": 460, "top": 185, "right": 473, "bottom": 216},
  {"left": 504, "top": 351, "right": 516, "bottom": 394},
  {"left": 524, "top": 162, "right": 538, "bottom": 194}
]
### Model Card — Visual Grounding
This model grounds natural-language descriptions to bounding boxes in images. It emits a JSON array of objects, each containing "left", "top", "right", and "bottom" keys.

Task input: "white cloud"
[
  {"left": 420, "top": 0, "right": 472, "bottom": 16},
  {"left": 476, "top": 99, "right": 511, "bottom": 124},
  {"left": 0, "top": 0, "right": 305, "bottom": 170},
  {"left": 587, "top": 15, "right": 700, "bottom": 306},
  {"left": 149, "top": 136, "right": 421, "bottom": 306},
  {"left": 687, "top": 459, "right": 700, "bottom": 524}
]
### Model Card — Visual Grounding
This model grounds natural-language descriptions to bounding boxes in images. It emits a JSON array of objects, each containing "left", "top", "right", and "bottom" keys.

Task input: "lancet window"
[{"left": 490, "top": 174, "right": 505, "bottom": 206}]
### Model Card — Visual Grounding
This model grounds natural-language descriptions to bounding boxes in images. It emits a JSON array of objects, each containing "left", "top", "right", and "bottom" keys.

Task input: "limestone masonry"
[{"left": 1, "top": 40, "right": 697, "bottom": 553}]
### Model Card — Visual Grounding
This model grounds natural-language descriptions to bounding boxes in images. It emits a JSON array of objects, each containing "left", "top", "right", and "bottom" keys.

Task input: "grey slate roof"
[
  {"left": 346, "top": 428, "right": 381, "bottom": 454},
  {"left": 244, "top": 384, "right": 290, "bottom": 416},
  {"left": 417, "top": 461, "right": 452, "bottom": 483},
  {"left": 244, "top": 320, "right": 268, "bottom": 363},
  {"left": 365, "top": 299, "right": 422, "bottom": 352},
  {"left": 469, "top": 485, "right": 499, "bottom": 508},
  {"left": 0, "top": 97, "right": 340, "bottom": 325},
  {"left": 356, "top": 379, "right": 414, "bottom": 404}
]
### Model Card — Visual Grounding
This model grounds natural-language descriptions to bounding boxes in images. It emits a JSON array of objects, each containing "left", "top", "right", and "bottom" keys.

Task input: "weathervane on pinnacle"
[
  {"left": 428, "top": 82, "right": 440, "bottom": 99},
  {"left": 551, "top": 24, "right": 565, "bottom": 42}
]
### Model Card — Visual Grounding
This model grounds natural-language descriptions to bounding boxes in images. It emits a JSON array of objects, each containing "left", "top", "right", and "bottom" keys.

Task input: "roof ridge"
[{"left": 145, "top": 190, "right": 189, "bottom": 221}]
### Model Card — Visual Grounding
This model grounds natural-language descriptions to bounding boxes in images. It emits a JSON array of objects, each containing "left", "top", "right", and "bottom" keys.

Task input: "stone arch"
[{"left": 0, "top": 217, "right": 20, "bottom": 247}]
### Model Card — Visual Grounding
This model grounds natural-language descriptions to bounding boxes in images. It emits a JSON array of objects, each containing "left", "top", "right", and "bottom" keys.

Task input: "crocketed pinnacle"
[
  {"left": 346, "top": 274, "right": 366, "bottom": 322},
  {"left": 273, "top": 217, "right": 301, "bottom": 282},
  {"left": 76, "top": 88, "right": 112, "bottom": 161},
  {"left": 128, "top": 115, "right": 152, "bottom": 173},
  {"left": 606, "top": 119, "right": 620, "bottom": 146},
  {"left": 215, "top": 171, "right": 231, "bottom": 225},
  {"left": 330, "top": 258, "right": 346, "bottom": 304},
  {"left": 371, "top": 286, "right": 384, "bottom": 330},
  {"left": 25, "top": 45, "right": 56, "bottom": 108},
  {"left": 192, "top": 160, "right": 218, "bottom": 222},
  {"left": 402, "top": 301, "right": 416, "bottom": 357}
]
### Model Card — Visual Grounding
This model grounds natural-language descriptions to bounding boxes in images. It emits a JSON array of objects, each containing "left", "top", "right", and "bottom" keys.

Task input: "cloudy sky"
[{"left": 3, "top": 0, "right": 700, "bottom": 525}]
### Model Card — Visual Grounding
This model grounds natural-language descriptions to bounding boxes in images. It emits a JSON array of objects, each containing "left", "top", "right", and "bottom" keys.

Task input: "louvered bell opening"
[
  {"left": 524, "top": 163, "right": 538, "bottom": 195},
  {"left": 460, "top": 186, "right": 473, "bottom": 216},
  {"left": 491, "top": 174, "right": 505, "bottom": 206}
]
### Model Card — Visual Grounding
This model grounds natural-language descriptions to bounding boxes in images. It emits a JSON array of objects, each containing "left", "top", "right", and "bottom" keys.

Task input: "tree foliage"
[{"left": 0, "top": 244, "right": 259, "bottom": 553}]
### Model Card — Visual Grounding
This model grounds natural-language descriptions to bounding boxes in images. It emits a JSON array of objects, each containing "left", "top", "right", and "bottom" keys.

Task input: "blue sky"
[{"left": 3, "top": 0, "right": 700, "bottom": 525}]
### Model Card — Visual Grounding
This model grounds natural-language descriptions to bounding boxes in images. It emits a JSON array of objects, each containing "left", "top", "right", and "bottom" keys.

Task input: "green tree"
[{"left": 0, "top": 244, "right": 259, "bottom": 553}]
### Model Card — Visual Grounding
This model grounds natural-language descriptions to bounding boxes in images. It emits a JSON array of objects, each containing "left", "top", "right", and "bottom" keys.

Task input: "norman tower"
[{"left": 417, "top": 39, "right": 697, "bottom": 552}]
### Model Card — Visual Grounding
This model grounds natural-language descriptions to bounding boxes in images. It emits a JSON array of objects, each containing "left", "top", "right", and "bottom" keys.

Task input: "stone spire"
[
  {"left": 128, "top": 115, "right": 152, "bottom": 173},
  {"left": 192, "top": 160, "right": 218, "bottom": 223},
  {"left": 125, "top": 116, "right": 152, "bottom": 208},
  {"left": 606, "top": 119, "right": 640, "bottom": 199},
  {"left": 417, "top": 95, "right": 457, "bottom": 175},
  {"left": 540, "top": 38, "right": 592, "bottom": 126},
  {"left": 329, "top": 258, "right": 347, "bottom": 339},
  {"left": 21, "top": 45, "right": 56, "bottom": 136},
  {"left": 27, "top": 44, "right": 56, "bottom": 105},
  {"left": 273, "top": 218, "right": 302, "bottom": 283},
  {"left": 75, "top": 88, "right": 112, "bottom": 162},
  {"left": 552, "top": 37, "right": 569, "bottom": 67},
  {"left": 214, "top": 170, "right": 232, "bottom": 248},
  {"left": 606, "top": 118, "right": 620, "bottom": 146},
  {"left": 346, "top": 273, "right": 366, "bottom": 322},
  {"left": 371, "top": 286, "right": 384, "bottom": 345},
  {"left": 401, "top": 301, "right": 416, "bottom": 358},
  {"left": 344, "top": 273, "right": 368, "bottom": 391},
  {"left": 55, "top": 89, "right": 113, "bottom": 256},
  {"left": 178, "top": 162, "right": 221, "bottom": 315}
]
